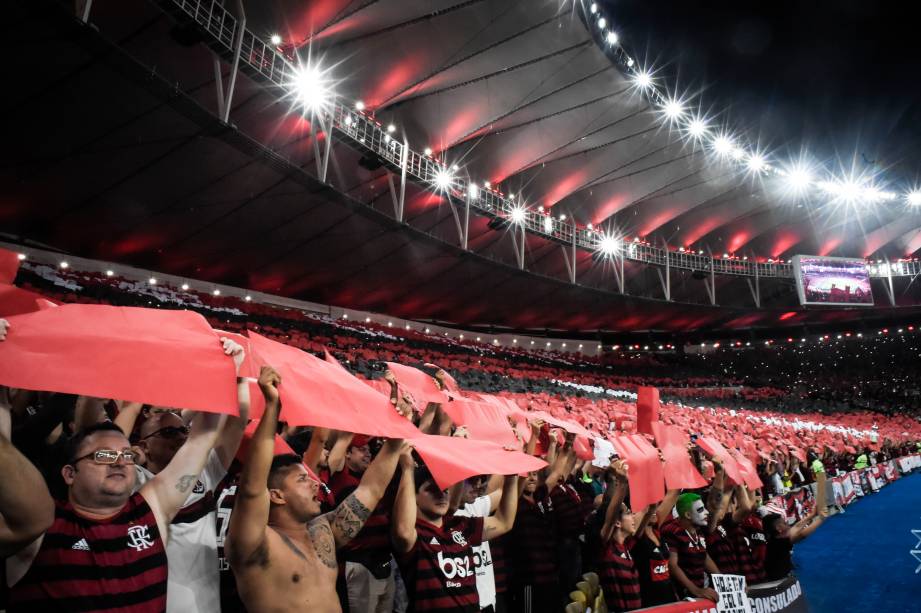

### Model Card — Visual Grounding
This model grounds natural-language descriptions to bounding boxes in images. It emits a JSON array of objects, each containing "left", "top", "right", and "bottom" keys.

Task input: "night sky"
[{"left": 602, "top": 0, "right": 921, "bottom": 184}]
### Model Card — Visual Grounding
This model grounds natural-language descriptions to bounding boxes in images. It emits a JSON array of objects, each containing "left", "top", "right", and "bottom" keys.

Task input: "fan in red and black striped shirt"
[
  {"left": 660, "top": 492, "right": 721, "bottom": 603},
  {"left": 392, "top": 460, "right": 519, "bottom": 613},
  {"left": 9, "top": 411, "right": 230, "bottom": 613}
]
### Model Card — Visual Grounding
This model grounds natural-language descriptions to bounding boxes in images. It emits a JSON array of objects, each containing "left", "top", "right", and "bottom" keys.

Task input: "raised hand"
[
  {"left": 0, "top": 318, "right": 9, "bottom": 341},
  {"left": 220, "top": 337, "right": 245, "bottom": 374},
  {"left": 257, "top": 365, "right": 281, "bottom": 404}
]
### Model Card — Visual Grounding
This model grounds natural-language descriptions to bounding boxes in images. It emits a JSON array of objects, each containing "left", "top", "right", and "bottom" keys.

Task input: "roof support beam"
[{"left": 747, "top": 263, "right": 761, "bottom": 308}]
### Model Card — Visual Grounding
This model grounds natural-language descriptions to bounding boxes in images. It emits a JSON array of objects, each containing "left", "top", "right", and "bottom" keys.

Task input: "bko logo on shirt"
[{"left": 437, "top": 550, "right": 474, "bottom": 580}]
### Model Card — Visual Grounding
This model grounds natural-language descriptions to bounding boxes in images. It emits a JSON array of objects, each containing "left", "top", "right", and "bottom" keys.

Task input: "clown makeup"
[{"left": 689, "top": 500, "right": 709, "bottom": 527}]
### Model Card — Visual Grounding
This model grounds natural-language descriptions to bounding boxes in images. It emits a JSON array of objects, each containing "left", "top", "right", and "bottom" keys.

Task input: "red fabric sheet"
[
  {"left": 0, "top": 248, "right": 19, "bottom": 284},
  {"left": 439, "top": 399, "right": 520, "bottom": 447},
  {"left": 247, "top": 332, "right": 418, "bottom": 438},
  {"left": 610, "top": 434, "right": 666, "bottom": 509},
  {"left": 385, "top": 362, "right": 449, "bottom": 405},
  {"left": 411, "top": 434, "right": 547, "bottom": 490},
  {"left": 0, "top": 304, "right": 239, "bottom": 414},
  {"left": 0, "top": 283, "right": 56, "bottom": 317},
  {"left": 651, "top": 422, "right": 708, "bottom": 490},
  {"left": 695, "top": 436, "right": 744, "bottom": 486}
]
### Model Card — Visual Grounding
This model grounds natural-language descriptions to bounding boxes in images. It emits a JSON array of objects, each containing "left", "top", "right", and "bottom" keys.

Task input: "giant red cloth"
[
  {"left": 695, "top": 436, "right": 744, "bottom": 486},
  {"left": 0, "top": 304, "right": 239, "bottom": 413},
  {"left": 0, "top": 248, "right": 20, "bottom": 284},
  {"left": 385, "top": 362, "right": 449, "bottom": 405},
  {"left": 438, "top": 399, "right": 520, "bottom": 448},
  {"left": 636, "top": 386, "right": 660, "bottom": 435},
  {"left": 0, "top": 283, "right": 56, "bottom": 317},
  {"left": 411, "top": 434, "right": 547, "bottom": 490},
  {"left": 610, "top": 434, "right": 666, "bottom": 509},
  {"left": 651, "top": 422, "right": 708, "bottom": 491},
  {"left": 247, "top": 332, "right": 419, "bottom": 438}
]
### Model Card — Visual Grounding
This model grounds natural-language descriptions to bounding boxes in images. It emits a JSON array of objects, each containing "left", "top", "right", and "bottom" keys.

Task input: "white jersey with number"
[
  {"left": 454, "top": 495, "right": 496, "bottom": 609},
  {"left": 136, "top": 449, "right": 227, "bottom": 612}
]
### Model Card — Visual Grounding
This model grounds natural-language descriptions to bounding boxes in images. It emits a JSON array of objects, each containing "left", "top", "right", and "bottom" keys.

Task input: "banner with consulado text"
[{"left": 634, "top": 576, "right": 808, "bottom": 613}]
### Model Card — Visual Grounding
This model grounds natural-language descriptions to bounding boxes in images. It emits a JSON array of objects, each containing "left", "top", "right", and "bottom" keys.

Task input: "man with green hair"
[
  {"left": 854, "top": 451, "right": 869, "bottom": 470},
  {"left": 660, "top": 492, "right": 721, "bottom": 602}
]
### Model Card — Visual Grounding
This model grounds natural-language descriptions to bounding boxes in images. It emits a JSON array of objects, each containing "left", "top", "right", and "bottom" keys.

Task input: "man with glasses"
[{"left": 6, "top": 338, "right": 244, "bottom": 613}]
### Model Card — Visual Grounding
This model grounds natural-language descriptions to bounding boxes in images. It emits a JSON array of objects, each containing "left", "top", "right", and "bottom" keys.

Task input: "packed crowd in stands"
[{"left": 1, "top": 251, "right": 921, "bottom": 613}]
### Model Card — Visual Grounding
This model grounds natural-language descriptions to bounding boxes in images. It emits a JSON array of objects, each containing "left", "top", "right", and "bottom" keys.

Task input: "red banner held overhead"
[
  {"left": 247, "top": 332, "right": 419, "bottom": 438},
  {"left": 411, "top": 434, "right": 547, "bottom": 490},
  {"left": 0, "top": 304, "right": 239, "bottom": 414},
  {"left": 651, "top": 422, "right": 708, "bottom": 491},
  {"left": 730, "top": 449, "right": 764, "bottom": 490},
  {"left": 438, "top": 399, "right": 520, "bottom": 448},
  {"left": 0, "top": 248, "right": 20, "bottom": 284},
  {"left": 610, "top": 434, "right": 666, "bottom": 510},
  {"left": 0, "top": 283, "right": 56, "bottom": 318},
  {"left": 636, "top": 386, "right": 660, "bottom": 435},
  {"left": 385, "top": 362, "right": 449, "bottom": 405},
  {"left": 695, "top": 436, "right": 744, "bottom": 486}
]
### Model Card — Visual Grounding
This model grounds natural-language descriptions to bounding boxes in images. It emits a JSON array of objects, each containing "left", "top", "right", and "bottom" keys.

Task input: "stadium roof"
[{"left": 2, "top": 0, "right": 920, "bottom": 336}]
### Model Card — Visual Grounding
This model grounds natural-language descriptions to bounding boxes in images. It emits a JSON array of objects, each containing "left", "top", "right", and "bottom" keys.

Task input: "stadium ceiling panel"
[{"left": 1, "top": 0, "right": 920, "bottom": 336}]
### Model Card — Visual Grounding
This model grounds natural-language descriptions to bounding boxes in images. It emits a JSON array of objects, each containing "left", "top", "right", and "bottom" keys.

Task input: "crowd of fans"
[{"left": 1, "top": 254, "right": 920, "bottom": 613}]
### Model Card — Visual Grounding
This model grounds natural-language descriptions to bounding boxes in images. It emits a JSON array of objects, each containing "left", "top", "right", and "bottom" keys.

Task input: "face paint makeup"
[{"left": 690, "top": 500, "right": 709, "bottom": 527}]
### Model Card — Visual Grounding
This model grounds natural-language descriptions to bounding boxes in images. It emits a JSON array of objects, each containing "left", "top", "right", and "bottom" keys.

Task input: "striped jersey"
[
  {"left": 706, "top": 517, "right": 739, "bottom": 575},
  {"left": 599, "top": 537, "right": 641, "bottom": 612},
  {"left": 400, "top": 515, "right": 484, "bottom": 612},
  {"left": 511, "top": 487, "right": 558, "bottom": 586},
  {"left": 660, "top": 519, "right": 708, "bottom": 591},
  {"left": 550, "top": 482, "right": 585, "bottom": 538},
  {"left": 8, "top": 493, "right": 167, "bottom": 613}
]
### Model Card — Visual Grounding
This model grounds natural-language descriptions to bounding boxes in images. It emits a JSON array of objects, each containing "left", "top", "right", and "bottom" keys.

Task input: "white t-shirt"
[
  {"left": 454, "top": 495, "right": 495, "bottom": 609},
  {"left": 136, "top": 449, "right": 227, "bottom": 612}
]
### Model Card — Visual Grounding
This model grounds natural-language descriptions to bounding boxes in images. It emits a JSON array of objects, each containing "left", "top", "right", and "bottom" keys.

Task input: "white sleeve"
[{"left": 455, "top": 494, "right": 492, "bottom": 518}]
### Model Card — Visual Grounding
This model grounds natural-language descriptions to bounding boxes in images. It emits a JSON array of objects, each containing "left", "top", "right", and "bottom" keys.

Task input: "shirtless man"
[{"left": 227, "top": 366, "right": 407, "bottom": 612}]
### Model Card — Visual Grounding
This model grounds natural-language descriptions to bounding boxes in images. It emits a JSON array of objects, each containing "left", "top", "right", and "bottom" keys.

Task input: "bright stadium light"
[
  {"left": 510, "top": 207, "right": 526, "bottom": 224},
  {"left": 687, "top": 118, "right": 707, "bottom": 138},
  {"left": 291, "top": 65, "right": 332, "bottom": 111},
  {"left": 423, "top": 147, "right": 432, "bottom": 156},
  {"left": 270, "top": 34, "right": 282, "bottom": 46},
  {"left": 786, "top": 165, "right": 813, "bottom": 191},
  {"left": 355, "top": 100, "right": 365, "bottom": 111},
  {"left": 148, "top": 277, "right": 157, "bottom": 285},
  {"left": 105, "top": 269, "right": 114, "bottom": 276},
  {"left": 598, "top": 234, "right": 620, "bottom": 255},
  {"left": 662, "top": 98, "right": 685, "bottom": 120},
  {"left": 386, "top": 124, "right": 396, "bottom": 133},
  {"left": 633, "top": 70, "right": 652, "bottom": 90},
  {"left": 434, "top": 168, "right": 454, "bottom": 190},
  {"left": 597, "top": 17, "right": 606, "bottom": 29},
  {"left": 212, "top": 289, "right": 221, "bottom": 296},
  {"left": 17, "top": 253, "right": 26, "bottom": 260},
  {"left": 59, "top": 261, "right": 69, "bottom": 269},
  {"left": 181, "top": 283, "right": 189, "bottom": 290},
  {"left": 747, "top": 153, "right": 767, "bottom": 173},
  {"left": 906, "top": 190, "right": 921, "bottom": 206},
  {"left": 590, "top": 2, "right": 598, "bottom": 14},
  {"left": 606, "top": 31, "right": 619, "bottom": 45},
  {"left": 713, "top": 135, "right": 734, "bottom": 156}
]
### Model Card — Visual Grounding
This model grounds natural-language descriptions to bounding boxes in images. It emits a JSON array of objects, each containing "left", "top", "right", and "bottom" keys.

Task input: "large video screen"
[{"left": 793, "top": 256, "right": 874, "bottom": 306}]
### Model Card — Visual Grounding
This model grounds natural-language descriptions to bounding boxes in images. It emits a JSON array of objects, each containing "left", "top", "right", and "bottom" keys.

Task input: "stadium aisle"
[{"left": 794, "top": 471, "right": 921, "bottom": 612}]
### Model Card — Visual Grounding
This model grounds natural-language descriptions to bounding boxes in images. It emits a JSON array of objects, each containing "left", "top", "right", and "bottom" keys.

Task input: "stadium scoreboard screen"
[{"left": 792, "top": 256, "right": 874, "bottom": 306}]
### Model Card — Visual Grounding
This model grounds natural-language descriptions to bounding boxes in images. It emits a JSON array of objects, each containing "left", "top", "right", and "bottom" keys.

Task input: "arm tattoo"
[
  {"left": 175, "top": 474, "right": 198, "bottom": 493},
  {"left": 331, "top": 493, "right": 372, "bottom": 544},
  {"left": 307, "top": 521, "right": 338, "bottom": 569}
]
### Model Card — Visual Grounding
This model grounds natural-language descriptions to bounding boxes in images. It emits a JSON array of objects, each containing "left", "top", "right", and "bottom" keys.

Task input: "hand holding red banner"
[
  {"left": 651, "top": 422, "right": 708, "bottom": 490},
  {"left": 438, "top": 399, "right": 520, "bottom": 448},
  {"left": 247, "top": 332, "right": 418, "bottom": 438},
  {"left": 610, "top": 434, "right": 666, "bottom": 509},
  {"left": 385, "top": 362, "right": 449, "bottom": 405},
  {"left": 411, "top": 434, "right": 547, "bottom": 490},
  {"left": 695, "top": 436, "right": 744, "bottom": 486},
  {"left": 0, "top": 304, "right": 239, "bottom": 413}
]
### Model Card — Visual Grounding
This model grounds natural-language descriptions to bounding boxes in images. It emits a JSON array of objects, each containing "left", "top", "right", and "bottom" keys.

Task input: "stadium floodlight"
[
  {"left": 606, "top": 31, "right": 619, "bottom": 45},
  {"left": 687, "top": 118, "right": 707, "bottom": 138},
  {"left": 148, "top": 277, "right": 157, "bottom": 285},
  {"left": 510, "top": 207, "right": 526, "bottom": 224},
  {"left": 633, "top": 70, "right": 652, "bottom": 90},
  {"left": 59, "top": 261, "right": 69, "bottom": 269},
  {"left": 905, "top": 190, "right": 921, "bottom": 206},
  {"left": 598, "top": 234, "right": 620, "bottom": 256},
  {"left": 245, "top": 295, "right": 252, "bottom": 301},
  {"left": 181, "top": 283, "right": 189, "bottom": 290},
  {"left": 626, "top": 58, "right": 635, "bottom": 67},
  {"left": 747, "top": 153, "right": 767, "bottom": 173},
  {"left": 386, "top": 124, "right": 396, "bottom": 133},
  {"left": 355, "top": 100, "right": 365, "bottom": 111},
  {"left": 17, "top": 253, "right": 26, "bottom": 260},
  {"left": 785, "top": 164, "right": 813, "bottom": 191},
  {"left": 423, "top": 147, "right": 432, "bottom": 156},
  {"left": 598, "top": 17, "right": 606, "bottom": 29},
  {"left": 270, "top": 34, "right": 282, "bottom": 46},
  {"left": 213, "top": 289, "right": 221, "bottom": 296},
  {"left": 590, "top": 2, "right": 598, "bottom": 14},
  {"left": 105, "top": 269, "right": 114, "bottom": 276},
  {"left": 713, "top": 135, "right": 733, "bottom": 156},
  {"left": 291, "top": 65, "right": 332, "bottom": 111},
  {"left": 662, "top": 98, "right": 685, "bottom": 120},
  {"left": 434, "top": 168, "right": 454, "bottom": 190}
]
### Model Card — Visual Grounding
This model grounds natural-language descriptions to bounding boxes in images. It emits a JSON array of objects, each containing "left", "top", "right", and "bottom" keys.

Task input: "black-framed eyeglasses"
[
  {"left": 70, "top": 448, "right": 138, "bottom": 465},
  {"left": 141, "top": 425, "right": 190, "bottom": 441}
]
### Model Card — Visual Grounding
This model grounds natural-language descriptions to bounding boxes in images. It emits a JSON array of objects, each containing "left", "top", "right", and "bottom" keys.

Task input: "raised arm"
[
  {"left": 226, "top": 366, "right": 280, "bottom": 567},
  {"left": 302, "top": 427, "right": 330, "bottom": 475},
  {"left": 325, "top": 438, "right": 407, "bottom": 548},
  {"left": 790, "top": 507, "right": 828, "bottom": 543},
  {"left": 600, "top": 460, "right": 629, "bottom": 543},
  {"left": 391, "top": 448, "right": 418, "bottom": 554},
  {"left": 327, "top": 431, "right": 354, "bottom": 475},
  {"left": 113, "top": 401, "right": 144, "bottom": 437},
  {"left": 545, "top": 436, "right": 573, "bottom": 490},
  {"left": 214, "top": 338, "right": 249, "bottom": 470},
  {"left": 656, "top": 489, "right": 681, "bottom": 526},
  {"left": 0, "top": 400, "right": 54, "bottom": 557},
  {"left": 483, "top": 474, "right": 519, "bottom": 540}
]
